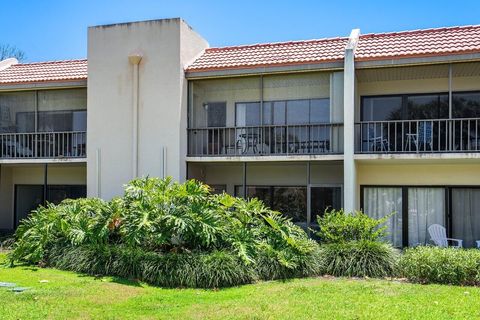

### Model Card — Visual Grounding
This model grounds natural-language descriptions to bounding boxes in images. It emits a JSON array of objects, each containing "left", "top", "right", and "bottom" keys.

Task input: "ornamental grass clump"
[
  {"left": 399, "top": 246, "right": 480, "bottom": 286},
  {"left": 9, "top": 177, "right": 321, "bottom": 288},
  {"left": 316, "top": 210, "right": 399, "bottom": 278}
]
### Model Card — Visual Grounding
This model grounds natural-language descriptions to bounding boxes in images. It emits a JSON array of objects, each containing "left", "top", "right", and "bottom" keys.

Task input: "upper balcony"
[
  {"left": 0, "top": 88, "right": 87, "bottom": 160},
  {"left": 354, "top": 62, "right": 480, "bottom": 156},
  {"left": 187, "top": 72, "right": 344, "bottom": 158}
]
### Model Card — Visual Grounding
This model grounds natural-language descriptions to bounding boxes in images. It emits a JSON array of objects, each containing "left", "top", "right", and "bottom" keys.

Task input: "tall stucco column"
[{"left": 343, "top": 29, "right": 360, "bottom": 213}]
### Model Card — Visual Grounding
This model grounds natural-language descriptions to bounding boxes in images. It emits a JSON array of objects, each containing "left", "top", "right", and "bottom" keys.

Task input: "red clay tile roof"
[
  {"left": 0, "top": 59, "right": 87, "bottom": 85},
  {"left": 356, "top": 25, "right": 480, "bottom": 61},
  {"left": 186, "top": 37, "right": 349, "bottom": 72}
]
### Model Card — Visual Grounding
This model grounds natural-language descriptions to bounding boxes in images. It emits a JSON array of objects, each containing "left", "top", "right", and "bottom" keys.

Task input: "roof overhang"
[
  {"left": 185, "top": 61, "right": 344, "bottom": 79},
  {"left": 0, "top": 80, "right": 87, "bottom": 92},
  {"left": 355, "top": 52, "right": 480, "bottom": 69}
]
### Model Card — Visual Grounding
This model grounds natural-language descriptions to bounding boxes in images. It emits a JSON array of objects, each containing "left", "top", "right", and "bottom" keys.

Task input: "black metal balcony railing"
[
  {"left": 188, "top": 124, "right": 343, "bottom": 156},
  {"left": 356, "top": 119, "right": 480, "bottom": 153},
  {"left": 0, "top": 131, "right": 86, "bottom": 159}
]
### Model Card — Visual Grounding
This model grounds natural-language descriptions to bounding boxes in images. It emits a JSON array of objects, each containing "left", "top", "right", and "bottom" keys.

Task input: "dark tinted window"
[
  {"left": 235, "top": 185, "right": 307, "bottom": 223},
  {"left": 453, "top": 92, "right": 480, "bottom": 118},
  {"left": 207, "top": 102, "right": 226, "bottom": 127},
  {"left": 407, "top": 94, "right": 448, "bottom": 119},
  {"left": 362, "top": 96, "right": 402, "bottom": 121}
]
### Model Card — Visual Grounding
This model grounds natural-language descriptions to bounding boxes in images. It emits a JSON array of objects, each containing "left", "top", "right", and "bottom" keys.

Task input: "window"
[
  {"left": 0, "top": 91, "right": 36, "bottom": 133},
  {"left": 453, "top": 92, "right": 480, "bottom": 118},
  {"left": 206, "top": 102, "right": 226, "bottom": 127},
  {"left": 14, "top": 184, "right": 86, "bottom": 228},
  {"left": 235, "top": 185, "right": 307, "bottom": 223},
  {"left": 0, "top": 88, "right": 87, "bottom": 134},
  {"left": 362, "top": 96, "right": 402, "bottom": 121},
  {"left": 362, "top": 93, "right": 449, "bottom": 121},
  {"left": 263, "top": 101, "right": 286, "bottom": 125},
  {"left": 407, "top": 94, "right": 448, "bottom": 120},
  {"left": 310, "top": 186, "right": 342, "bottom": 220},
  {"left": 236, "top": 98, "right": 330, "bottom": 126},
  {"left": 208, "top": 184, "right": 227, "bottom": 195},
  {"left": 235, "top": 102, "right": 260, "bottom": 126},
  {"left": 451, "top": 188, "right": 480, "bottom": 248}
]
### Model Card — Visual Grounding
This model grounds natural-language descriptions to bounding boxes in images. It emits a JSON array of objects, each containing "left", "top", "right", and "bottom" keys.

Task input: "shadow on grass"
[{"left": 75, "top": 273, "right": 144, "bottom": 287}]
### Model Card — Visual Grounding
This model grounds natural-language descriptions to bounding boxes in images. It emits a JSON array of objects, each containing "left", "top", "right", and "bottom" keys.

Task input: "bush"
[
  {"left": 316, "top": 210, "right": 390, "bottom": 244},
  {"left": 319, "top": 240, "right": 399, "bottom": 278},
  {"left": 400, "top": 246, "right": 480, "bottom": 285},
  {"left": 46, "top": 244, "right": 255, "bottom": 288},
  {"left": 9, "top": 177, "right": 321, "bottom": 288}
]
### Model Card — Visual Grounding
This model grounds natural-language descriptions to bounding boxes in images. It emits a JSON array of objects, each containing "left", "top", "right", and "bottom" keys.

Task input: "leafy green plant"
[
  {"left": 316, "top": 209, "right": 391, "bottom": 244},
  {"left": 9, "top": 198, "right": 113, "bottom": 264},
  {"left": 319, "top": 240, "right": 399, "bottom": 278},
  {"left": 400, "top": 246, "right": 480, "bottom": 285},
  {"left": 9, "top": 177, "right": 322, "bottom": 288}
]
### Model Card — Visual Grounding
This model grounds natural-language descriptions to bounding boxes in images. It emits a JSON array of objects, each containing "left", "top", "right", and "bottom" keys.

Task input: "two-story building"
[{"left": 1, "top": 19, "right": 479, "bottom": 248}]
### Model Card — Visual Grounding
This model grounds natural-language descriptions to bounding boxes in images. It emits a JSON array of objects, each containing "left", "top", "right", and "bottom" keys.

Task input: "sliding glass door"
[
  {"left": 408, "top": 188, "right": 445, "bottom": 246},
  {"left": 363, "top": 187, "right": 403, "bottom": 247},
  {"left": 363, "top": 187, "right": 446, "bottom": 247},
  {"left": 14, "top": 184, "right": 87, "bottom": 228},
  {"left": 451, "top": 188, "right": 480, "bottom": 248}
]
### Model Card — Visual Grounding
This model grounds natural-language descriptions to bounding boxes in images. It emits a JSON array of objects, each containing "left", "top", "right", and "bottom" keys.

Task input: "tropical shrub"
[
  {"left": 9, "top": 177, "right": 321, "bottom": 287},
  {"left": 9, "top": 198, "right": 113, "bottom": 264},
  {"left": 316, "top": 209, "right": 390, "bottom": 243},
  {"left": 315, "top": 210, "right": 399, "bottom": 278},
  {"left": 319, "top": 240, "right": 399, "bottom": 278},
  {"left": 400, "top": 246, "right": 480, "bottom": 285}
]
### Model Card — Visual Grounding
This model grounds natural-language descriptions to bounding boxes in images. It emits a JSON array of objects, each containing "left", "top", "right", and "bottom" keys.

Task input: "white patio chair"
[
  {"left": 476, "top": 240, "right": 480, "bottom": 249},
  {"left": 428, "top": 224, "right": 463, "bottom": 248}
]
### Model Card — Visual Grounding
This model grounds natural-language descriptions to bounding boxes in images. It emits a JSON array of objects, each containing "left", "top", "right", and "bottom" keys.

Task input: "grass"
[{"left": 1, "top": 254, "right": 480, "bottom": 319}]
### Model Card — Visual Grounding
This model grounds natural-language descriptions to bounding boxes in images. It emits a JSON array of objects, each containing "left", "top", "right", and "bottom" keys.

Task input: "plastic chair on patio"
[
  {"left": 428, "top": 224, "right": 463, "bottom": 248},
  {"left": 416, "top": 121, "right": 433, "bottom": 151},
  {"left": 366, "top": 126, "right": 389, "bottom": 152}
]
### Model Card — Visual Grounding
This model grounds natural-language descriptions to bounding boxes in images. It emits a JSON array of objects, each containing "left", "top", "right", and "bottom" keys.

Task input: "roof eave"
[
  {"left": 185, "top": 60, "right": 344, "bottom": 79},
  {"left": 0, "top": 79, "right": 87, "bottom": 91},
  {"left": 355, "top": 51, "right": 480, "bottom": 69}
]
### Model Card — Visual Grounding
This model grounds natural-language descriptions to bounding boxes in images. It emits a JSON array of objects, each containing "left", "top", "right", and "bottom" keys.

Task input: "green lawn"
[{"left": 1, "top": 254, "right": 479, "bottom": 320}]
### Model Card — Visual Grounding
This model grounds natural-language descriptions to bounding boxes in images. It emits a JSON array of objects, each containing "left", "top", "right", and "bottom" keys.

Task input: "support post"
[
  {"left": 96, "top": 148, "right": 101, "bottom": 198},
  {"left": 448, "top": 64, "right": 453, "bottom": 150},
  {"left": 343, "top": 29, "right": 360, "bottom": 213},
  {"left": 242, "top": 162, "right": 247, "bottom": 199},
  {"left": 306, "top": 162, "right": 311, "bottom": 233},
  {"left": 43, "top": 163, "right": 48, "bottom": 205}
]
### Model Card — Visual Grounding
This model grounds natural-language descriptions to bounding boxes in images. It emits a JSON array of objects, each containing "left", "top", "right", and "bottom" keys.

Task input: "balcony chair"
[
  {"left": 477, "top": 240, "right": 480, "bottom": 249},
  {"left": 428, "top": 224, "right": 463, "bottom": 248},
  {"left": 411, "top": 121, "right": 433, "bottom": 151},
  {"left": 366, "top": 126, "right": 389, "bottom": 152}
]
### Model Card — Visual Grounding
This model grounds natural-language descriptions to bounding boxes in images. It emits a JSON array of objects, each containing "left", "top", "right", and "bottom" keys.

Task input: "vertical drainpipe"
[
  {"left": 129, "top": 54, "right": 143, "bottom": 179},
  {"left": 343, "top": 29, "right": 360, "bottom": 213}
]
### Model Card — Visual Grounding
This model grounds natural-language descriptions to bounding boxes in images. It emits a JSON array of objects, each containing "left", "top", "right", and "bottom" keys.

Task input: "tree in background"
[{"left": 0, "top": 44, "right": 26, "bottom": 62}]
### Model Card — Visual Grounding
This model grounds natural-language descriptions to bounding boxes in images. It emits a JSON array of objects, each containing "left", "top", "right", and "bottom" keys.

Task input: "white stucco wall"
[{"left": 87, "top": 19, "right": 208, "bottom": 199}]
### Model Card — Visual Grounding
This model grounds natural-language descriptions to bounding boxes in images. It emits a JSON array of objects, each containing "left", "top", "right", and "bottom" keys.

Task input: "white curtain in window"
[
  {"left": 408, "top": 188, "right": 445, "bottom": 246},
  {"left": 452, "top": 188, "right": 480, "bottom": 248},
  {"left": 363, "top": 187, "right": 403, "bottom": 247}
]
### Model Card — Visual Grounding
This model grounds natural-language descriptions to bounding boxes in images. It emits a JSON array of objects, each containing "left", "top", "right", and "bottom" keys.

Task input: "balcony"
[
  {"left": 356, "top": 119, "right": 480, "bottom": 153},
  {"left": 188, "top": 124, "right": 343, "bottom": 157},
  {"left": 0, "top": 131, "right": 86, "bottom": 159}
]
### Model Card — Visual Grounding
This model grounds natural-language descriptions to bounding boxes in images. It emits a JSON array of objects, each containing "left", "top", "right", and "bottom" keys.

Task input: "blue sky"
[{"left": 1, "top": 0, "right": 479, "bottom": 62}]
